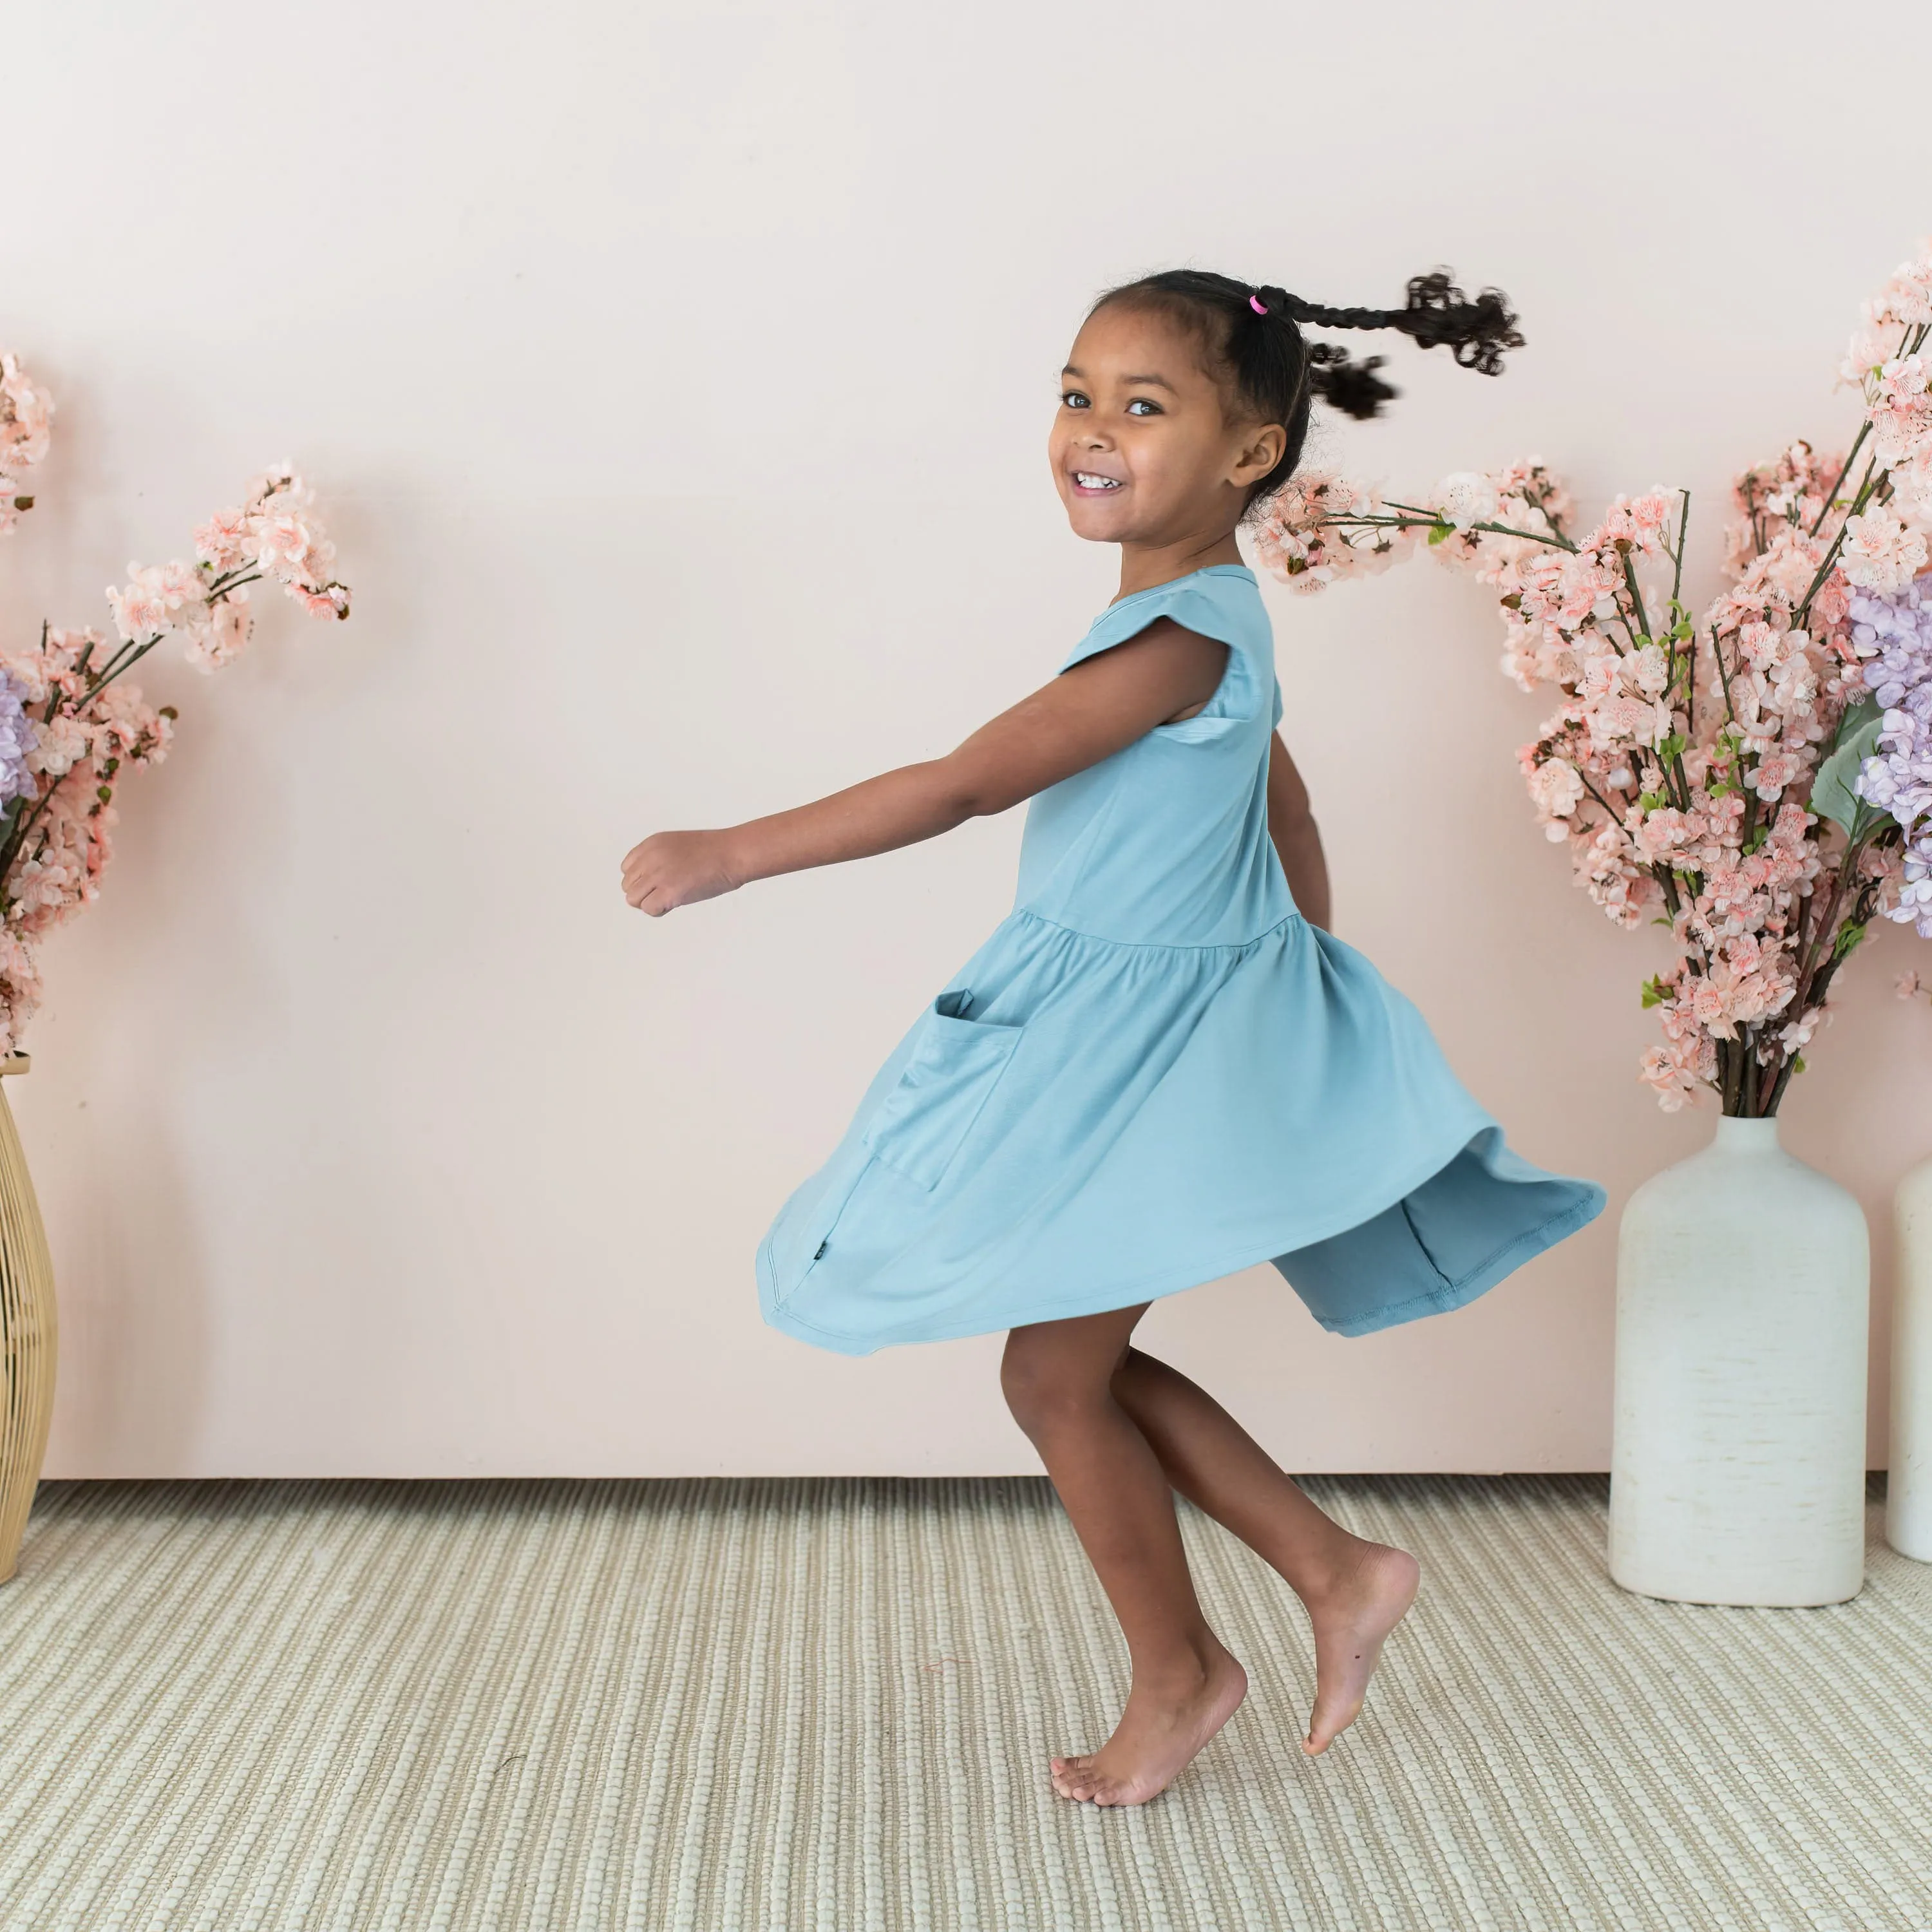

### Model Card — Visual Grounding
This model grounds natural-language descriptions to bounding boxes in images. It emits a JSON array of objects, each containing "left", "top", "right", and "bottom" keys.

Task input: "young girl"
[{"left": 621, "top": 269, "right": 1606, "bottom": 1807}]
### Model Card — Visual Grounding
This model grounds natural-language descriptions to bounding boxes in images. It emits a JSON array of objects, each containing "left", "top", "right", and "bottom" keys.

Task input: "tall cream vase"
[
  {"left": 0, "top": 1052, "right": 56, "bottom": 1586},
  {"left": 1887, "top": 1153, "right": 1932, "bottom": 1560},
  {"left": 1609, "top": 1115, "right": 1868, "bottom": 1607}
]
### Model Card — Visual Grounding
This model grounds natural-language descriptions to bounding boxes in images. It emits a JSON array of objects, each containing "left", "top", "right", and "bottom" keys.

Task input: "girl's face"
[{"left": 1049, "top": 304, "right": 1285, "bottom": 549}]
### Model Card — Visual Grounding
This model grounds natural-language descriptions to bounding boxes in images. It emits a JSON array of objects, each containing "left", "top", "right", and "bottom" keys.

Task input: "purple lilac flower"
[
  {"left": 0, "top": 670, "right": 35, "bottom": 808},
  {"left": 1850, "top": 573, "right": 1932, "bottom": 934},
  {"left": 1899, "top": 834, "right": 1932, "bottom": 936}
]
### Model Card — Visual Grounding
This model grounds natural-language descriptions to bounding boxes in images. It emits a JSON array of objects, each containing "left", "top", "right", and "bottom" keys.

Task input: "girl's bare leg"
[
  {"left": 1001, "top": 1304, "right": 1247, "bottom": 1805},
  {"left": 1111, "top": 1346, "right": 1419, "bottom": 1754}
]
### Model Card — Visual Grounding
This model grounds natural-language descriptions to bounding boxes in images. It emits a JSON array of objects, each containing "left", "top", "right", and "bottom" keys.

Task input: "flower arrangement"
[
  {"left": 0, "top": 349, "right": 351, "bottom": 1055},
  {"left": 1252, "top": 246, "right": 1932, "bottom": 1114}
]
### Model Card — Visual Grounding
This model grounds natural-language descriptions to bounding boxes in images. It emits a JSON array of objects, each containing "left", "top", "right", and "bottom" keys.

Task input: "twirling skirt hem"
[{"left": 755, "top": 1129, "right": 1606, "bottom": 1356}]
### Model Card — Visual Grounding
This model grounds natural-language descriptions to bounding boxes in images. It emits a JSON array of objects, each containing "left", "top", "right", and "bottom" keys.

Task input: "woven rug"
[{"left": 1, "top": 1475, "right": 1927, "bottom": 1931}]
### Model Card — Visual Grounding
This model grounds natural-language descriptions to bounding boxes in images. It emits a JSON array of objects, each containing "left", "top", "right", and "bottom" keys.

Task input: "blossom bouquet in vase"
[
  {"left": 1250, "top": 247, "right": 1932, "bottom": 1604},
  {"left": 0, "top": 349, "right": 350, "bottom": 1582}
]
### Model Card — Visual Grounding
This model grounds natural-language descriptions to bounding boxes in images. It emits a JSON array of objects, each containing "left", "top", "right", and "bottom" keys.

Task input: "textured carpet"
[{"left": 1, "top": 1475, "right": 1927, "bottom": 1931}]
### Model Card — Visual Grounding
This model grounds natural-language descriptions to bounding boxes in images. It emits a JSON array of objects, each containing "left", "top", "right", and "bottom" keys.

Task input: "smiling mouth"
[{"left": 1072, "top": 471, "right": 1124, "bottom": 493}]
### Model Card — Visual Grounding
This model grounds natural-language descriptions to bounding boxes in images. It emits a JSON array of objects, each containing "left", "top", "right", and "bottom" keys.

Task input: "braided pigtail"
[
  {"left": 1090, "top": 265, "right": 1524, "bottom": 510},
  {"left": 1269, "top": 272, "right": 1524, "bottom": 377}
]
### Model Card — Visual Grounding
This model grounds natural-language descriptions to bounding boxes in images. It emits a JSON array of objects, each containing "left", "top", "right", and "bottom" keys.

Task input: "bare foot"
[
  {"left": 1299, "top": 1539, "right": 1419, "bottom": 1754},
  {"left": 1050, "top": 1646, "right": 1247, "bottom": 1806}
]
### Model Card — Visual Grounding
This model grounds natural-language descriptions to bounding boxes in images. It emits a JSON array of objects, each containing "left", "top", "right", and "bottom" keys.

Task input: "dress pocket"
[{"left": 861, "top": 989, "right": 1023, "bottom": 1191}]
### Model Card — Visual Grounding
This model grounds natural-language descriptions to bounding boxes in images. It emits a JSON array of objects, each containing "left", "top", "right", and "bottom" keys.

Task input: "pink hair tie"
[{"left": 1249, "top": 294, "right": 1269, "bottom": 314}]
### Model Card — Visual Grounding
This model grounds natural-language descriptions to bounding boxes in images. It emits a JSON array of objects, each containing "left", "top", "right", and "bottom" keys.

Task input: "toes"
[{"left": 1303, "top": 1699, "right": 1363, "bottom": 1754}]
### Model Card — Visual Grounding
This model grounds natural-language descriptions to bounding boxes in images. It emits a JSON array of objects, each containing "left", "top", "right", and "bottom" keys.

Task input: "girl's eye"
[
  {"left": 1061, "top": 390, "right": 1090, "bottom": 410},
  {"left": 1126, "top": 398, "right": 1162, "bottom": 416}
]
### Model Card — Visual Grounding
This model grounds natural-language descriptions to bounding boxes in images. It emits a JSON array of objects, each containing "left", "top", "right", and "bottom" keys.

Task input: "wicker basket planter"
[{"left": 0, "top": 1052, "right": 56, "bottom": 1585}]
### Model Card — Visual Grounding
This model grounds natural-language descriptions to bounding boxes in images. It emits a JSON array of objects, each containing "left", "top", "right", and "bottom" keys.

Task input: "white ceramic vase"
[
  {"left": 1609, "top": 1115, "right": 1868, "bottom": 1607},
  {"left": 1886, "top": 1152, "right": 1932, "bottom": 1560}
]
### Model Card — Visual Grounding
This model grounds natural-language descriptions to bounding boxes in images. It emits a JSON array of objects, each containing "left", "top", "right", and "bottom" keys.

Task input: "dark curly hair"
[{"left": 1090, "top": 268, "right": 1524, "bottom": 513}]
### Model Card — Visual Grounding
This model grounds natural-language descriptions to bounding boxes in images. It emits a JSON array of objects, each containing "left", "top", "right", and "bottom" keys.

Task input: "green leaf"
[
  {"left": 1791, "top": 1054, "right": 1807, "bottom": 1076},
  {"left": 1833, "top": 920, "right": 1869, "bottom": 961},
  {"left": 1640, "top": 974, "right": 1672, "bottom": 1009},
  {"left": 1810, "top": 695, "right": 1884, "bottom": 835},
  {"left": 1426, "top": 523, "right": 1454, "bottom": 546},
  {"left": 1657, "top": 732, "right": 1689, "bottom": 761}
]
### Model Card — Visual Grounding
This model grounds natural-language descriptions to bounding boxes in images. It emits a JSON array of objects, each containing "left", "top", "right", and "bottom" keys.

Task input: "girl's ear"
[{"left": 1230, "top": 422, "right": 1287, "bottom": 489}]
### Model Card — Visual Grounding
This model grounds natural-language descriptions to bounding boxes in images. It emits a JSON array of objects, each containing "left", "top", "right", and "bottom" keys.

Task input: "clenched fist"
[{"left": 621, "top": 829, "right": 741, "bottom": 916}]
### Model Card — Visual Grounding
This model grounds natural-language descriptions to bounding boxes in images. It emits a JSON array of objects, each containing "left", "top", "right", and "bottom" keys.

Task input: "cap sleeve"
[{"left": 1060, "top": 571, "right": 1272, "bottom": 728}]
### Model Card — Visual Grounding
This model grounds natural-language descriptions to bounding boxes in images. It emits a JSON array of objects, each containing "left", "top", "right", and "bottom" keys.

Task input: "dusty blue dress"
[{"left": 757, "top": 564, "right": 1604, "bottom": 1354}]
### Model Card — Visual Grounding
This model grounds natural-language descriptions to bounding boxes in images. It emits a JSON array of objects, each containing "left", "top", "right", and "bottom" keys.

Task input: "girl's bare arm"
[
  {"left": 1266, "top": 730, "right": 1331, "bottom": 931},
  {"left": 622, "top": 620, "right": 1226, "bottom": 914}
]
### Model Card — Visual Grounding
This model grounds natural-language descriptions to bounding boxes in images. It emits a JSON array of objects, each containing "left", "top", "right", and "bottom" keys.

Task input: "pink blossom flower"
[
  {"left": 106, "top": 560, "right": 205, "bottom": 642},
  {"left": 106, "top": 572, "right": 171, "bottom": 640},
  {"left": 1629, "top": 642, "right": 1671, "bottom": 697},
  {"left": 1778, "top": 1007, "right": 1822, "bottom": 1053},
  {"left": 251, "top": 509, "right": 324, "bottom": 581},
  {"left": 1724, "top": 445, "right": 1845, "bottom": 581},
  {"left": 25, "top": 714, "right": 88, "bottom": 779},
  {"left": 1759, "top": 531, "right": 1827, "bottom": 604},
  {"left": 1891, "top": 448, "right": 1932, "bottom": 524},
  {"left": 1528, "top": 756, "right": 1584, "bottom": 820},
  {"left": 1627, "top": 491, "right": 1676, "bottom": 533},
  {"left": 294, "top": 583, "right": 350, "bottom": 621},
  {"left": 1431, "top": 472, "right": 1498, "bottom": 531},
  {"left": 1747, "top": 750, "right": 1803, "bottom": 800},
  {"left": 1842, "top": 511, "right": 1930, "bottom": 591},
  {"left": 1868, "top": 354, "right": 1932, "bottom": 472},
  {"left": 1586, "top": 693, "right": 1669, "bottom": 750},
  {"left": 1638, "top": 1036, "right": 1705, "bottom": 1110},
  {"left": 194, "top": 506, "right": 251, "bottom": 571},
  {"left": 1249, "top": 471, "right": 1416, "bottom": 592},
  {"left": 1866, "top": 247, "right": 1932, "bottom": 328},
  {"left": 1769, "top": 656, "right": 1819, "bottom": 717},
  {"left": 1841, "top": 330, "right": 1896, "bottom": 389},
  {"left": 180, "top": 592, "right": 253, "bottom": 673},
  {"left": 0, "top": 353, "right": 53, "bottom": 471},
  {"left": 0, "top": 351, "right": 54, "bottom": 537}
]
